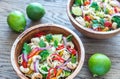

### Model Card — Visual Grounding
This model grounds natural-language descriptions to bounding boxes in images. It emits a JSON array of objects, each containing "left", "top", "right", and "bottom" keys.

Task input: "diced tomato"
[
  {"left": 84, "top": 15, "right": 91, "bottom": 22},
  {"left": 114, "top": 7, "right": 118, "bottom": 13},
  {"left": 104, "top": 21, "right": 112, "bottom": 28}
]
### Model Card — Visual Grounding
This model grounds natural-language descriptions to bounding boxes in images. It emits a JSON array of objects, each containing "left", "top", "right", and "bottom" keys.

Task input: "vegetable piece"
[
  {"left": 112, "top": 15, "right": 120, "bottom": 28},
  {"left": 56, "top": 69, "right": 63, "bottom": 76},
  {"left": 53, "top": 34, "right": 62, "bottom": 43},
  {"left": 67, "top": 47, "right": 77, "bottom": 55},
  {"left": 41, "top": 66, "right": 48, "bottom": 72},
  {"left": 52, "top": 54, "right": 65, "bottom": 63},
  {"left": 34, "top": 60, "right": 39, "bottom": 72},
  {"left": 71, "top": 55, "right": 77, "bottom": 63},
  {"left": 45, "top": 34, "right": 53, "bottom": 42},
  {"left": 28, "top": 48, "right": 41, "bottom": 59},
  {"left": 66, "top": 35, "right": 73, "bottom": 42},
  {"left": 84, "top": 0, "right": 90, "bottom": 6},
  {"left": 114, "top": 7, "right": 118, "bottom": 13},
  {"left": 92, "top": 20, "right": 98, "bottom": 24},
  {"left": 75, "top": 0, "right": 83, "bottom": 6},
  {"left": 90, "top": 2, "right": 100, "bottom": 11},
  {"left": 23, "top": 43, "right": 31, "bottom": 54},
  {"left": 99, "top": 19, "right": 105, "bottom": 25},
  {"left": 39, "top": 50, "right": 49, "bottom": 61},
  {"left": 104, "top": 8, "right": 109, "bottom": 14},
  {"left": 47, "top": 68, "right": 57, "bottom": 79},
  {"left": 71, "top": 6, "right": 82, "bottom": 16},
  {"left": 39, "top": 39, "right": 46, "bottom": 47},
  {"left": 34, "top": 32, "right": 45, "bottom": 37},
  {"left": 104, "top": 21, "right": 112, "bottom": 28},
  {"left": 64, "top": 70, "right": 71, "bottom": 77},
  {"left": 54, "top": 40, "right": 58, "bottom": 48},
  {"left": 22, "top": 60, "right": 27, "bottom": 68},
  {"left": 56, "top": 44, "right": 64, "bottom": 50},
  {"left": 84, "top": 15, "right": 91, "bottom": 22}
]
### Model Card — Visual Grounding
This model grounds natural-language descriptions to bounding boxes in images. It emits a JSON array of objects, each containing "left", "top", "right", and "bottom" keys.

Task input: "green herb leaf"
[
  {"left": 75, "top": 0, "right": 83, "bottom": 6},
  {"left": 39, "top": 50, "right": 49, "bottom": 61},
  {"left": 39, "top": 39, "right": 46, "bottom": 47},
  {"left": 64, "top": 70, "right": 71, "bottom": 77},
  {"left": 22, "top": 43, "right": 31, "bottom": 54},
  {"left": 45, "top": 34, "right": 53, "bottom": 42},
  {"left": 99, "top": 18, "right": 105, "bottom": 25},
  {"left": 90, "top": 2, "right": 100, "bottom": 11},
  {"left": 112, "top": 16, "right": 120, "bottom": 28},
  {"left": 54, "top": 40, "right": 58, "bottom": 48},
  {"left": 67, "top": 35, "right": 73, "bottom": 42},
  {"left": 71, "top": 55, "right": 77, "bottom": 63},
  {"left": 41, "top": 66, "right": 48, "bottom": 72}
]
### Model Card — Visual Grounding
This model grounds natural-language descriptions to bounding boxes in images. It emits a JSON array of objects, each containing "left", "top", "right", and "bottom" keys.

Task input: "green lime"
[
  {"left": 26, "top": 3, "right": 45, "bottom": 21},
  {"left": 7, "top": 11, "right": 26, "bottom": 32},
  {"left": 88, "top": 53, "right": 111, "bottom": 77}
]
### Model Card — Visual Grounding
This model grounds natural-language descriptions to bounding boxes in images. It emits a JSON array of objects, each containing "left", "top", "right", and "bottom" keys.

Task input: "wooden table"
[{"left": 0, "top": 0, "right": 120, "bottom": 79}]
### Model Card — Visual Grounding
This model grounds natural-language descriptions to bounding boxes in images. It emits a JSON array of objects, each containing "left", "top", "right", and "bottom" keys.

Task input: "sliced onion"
[
  {"left": 38, "top": 46, "right": 52, "bottom": 50},
  {"left": 112, "top": 13, "right": 120, "bottom": 17},
  {"left": 34, "top": 60, "right": 39, "bottom": 73},
  {"left": 21, "top": 53, "right": 28, "bottom": 62}
]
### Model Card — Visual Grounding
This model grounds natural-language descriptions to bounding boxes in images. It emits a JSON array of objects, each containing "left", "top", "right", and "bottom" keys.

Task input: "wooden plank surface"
[{"left": 0, "top": 0, "right": 120, "bottom": 79}]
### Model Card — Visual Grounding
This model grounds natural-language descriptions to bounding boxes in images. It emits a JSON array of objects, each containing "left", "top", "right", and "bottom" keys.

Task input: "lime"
[
  {"left": 26, "top": 3, "right": 45, "bottom": 21},
  {"left": 72, "top": 6, "right": 82, "bottom": 16},
  {"left": 7, "top": 11, "right": 26, "bottom": 32},
  {"left": 88, "top": 53, "right": 111, "bottom": 77}
]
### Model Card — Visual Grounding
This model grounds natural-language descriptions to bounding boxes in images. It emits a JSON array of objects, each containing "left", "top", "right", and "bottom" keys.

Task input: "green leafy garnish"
[
  {"left": 99, "top": 19, "right": 105, "bottom": 25},
  {"left": 90, "top": 2, "right": 100, "bottom": 11},
  {"left": 39, "top": 50, "right": 49, "bottom": 61},
  {"left": 112, "top": 16, "right": 120, "bottom": 28},
  {"left": 22, "top": 43, "right": 31, "bottom": 54},
  {"left": 64, "top": 70, "right": 71, "bottom": 77},
  {"left": 92, "top": 20, "right": 99, "bottom": 24},
  {"left": 54, "top": 40, "right": 58, "bottom": 48},
  {"left": 71, "top": 55, "right": 77, "bottom": 63},
  {"left": 67, "top": 35, "right": 73, "bottom": 42},
  {"left": 39, "top": 39, "right": 46, "bottom": 47},
  {"left": 45, "top": 34, "right": 53, "bottom": 42},
  {"left": 75, "top": 0, "right": 83, "bottom": 6},
  {"left": 42, "top": 74, "right": 47, "bottom": 79},
  {"left": 41, "top": 66, "right": 48, "bottom": 72}
]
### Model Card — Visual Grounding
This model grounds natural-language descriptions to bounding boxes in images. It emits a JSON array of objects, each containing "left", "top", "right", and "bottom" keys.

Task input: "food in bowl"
[
  {"left": 18, "top": 32, "right": 79, "bottom": 79},
  {"left": 71, "top": 0, "right": 120, "bottom": 32}
]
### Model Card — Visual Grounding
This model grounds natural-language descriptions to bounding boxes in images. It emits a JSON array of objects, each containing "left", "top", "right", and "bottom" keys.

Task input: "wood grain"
[{"left": 0, "top": 0, "right": 120, "bottom": 79}]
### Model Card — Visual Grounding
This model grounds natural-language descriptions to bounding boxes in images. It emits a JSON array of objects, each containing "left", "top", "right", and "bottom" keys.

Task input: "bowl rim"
[
  {"left": 67, "top": 0, "right": 120, "bottom": 35},
  {"left": 11, "top": 24, "right": 85, "bottom": 79}
]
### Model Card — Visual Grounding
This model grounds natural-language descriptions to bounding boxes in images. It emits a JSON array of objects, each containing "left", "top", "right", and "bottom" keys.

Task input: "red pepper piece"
[
  {"left": 84, "top": 15, "right": 91, "bottom": 22},
  {"left": 47, "top": 68, "right": 57, "bottom": 79},
  {"left": 104, "top": 21, "right": 112, "bottom": 28},
  {"left": 22, "top": 61, "right": 27, "bottom": 68},
  {"left": 67, "top": 46, "right": 77, "bottom": 55},
  {"left": 52, "top": 54, "right": 65, "bottom": 63},
  {"left": 34, "top": 32, "right": 45, "bottom": 37},
  {"left": 56, "top": 44, "right": 64, "bottom": 50},
  {"left": 27, "top": 48, "right": 40, "bottom": 59}
]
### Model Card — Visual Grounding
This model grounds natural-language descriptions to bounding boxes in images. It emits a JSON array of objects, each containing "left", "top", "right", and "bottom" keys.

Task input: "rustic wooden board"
[{"left": 0, "top": 0, "right": 120, "bottom": 79}]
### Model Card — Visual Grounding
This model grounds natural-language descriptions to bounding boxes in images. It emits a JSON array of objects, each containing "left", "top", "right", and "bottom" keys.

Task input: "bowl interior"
[{"left": 11, "top": 24, "right": 85, "bottom": 79}]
